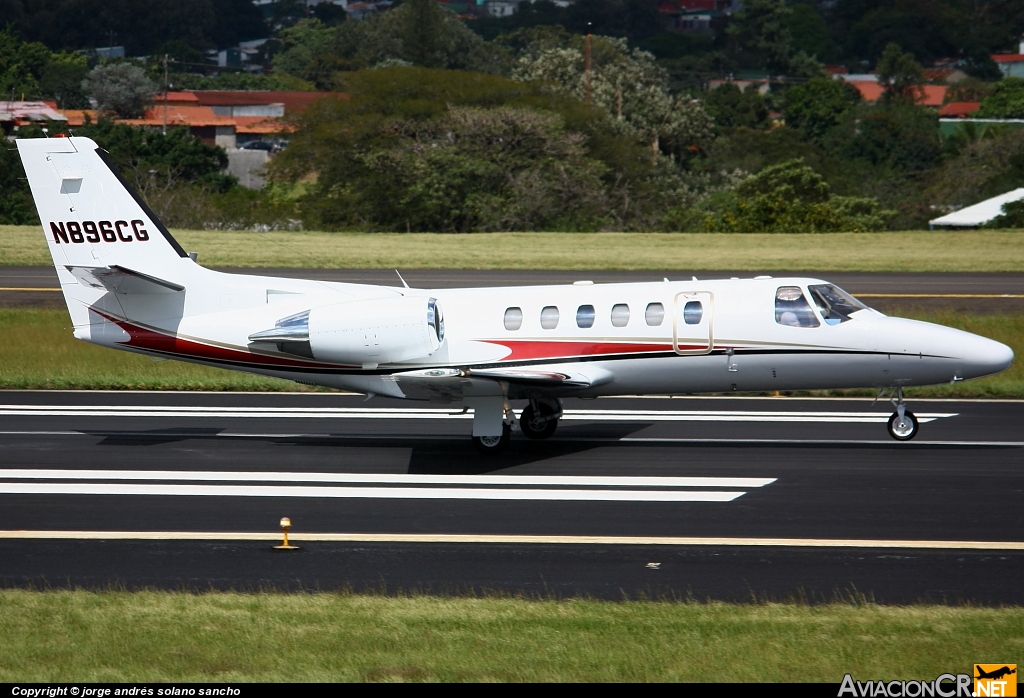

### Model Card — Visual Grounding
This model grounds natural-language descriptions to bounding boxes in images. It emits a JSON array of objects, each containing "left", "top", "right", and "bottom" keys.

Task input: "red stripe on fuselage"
[
  {"left": 491, "top": 340, "right": 681, "bottom": 361},
  {"left": 97, "top": 313, "right": 344, "bottom": 369}
]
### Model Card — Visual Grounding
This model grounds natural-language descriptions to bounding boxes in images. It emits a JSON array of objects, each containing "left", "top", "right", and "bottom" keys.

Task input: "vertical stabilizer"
[{"left": 16, "top": 136, "right": 192, "bottom": 328}]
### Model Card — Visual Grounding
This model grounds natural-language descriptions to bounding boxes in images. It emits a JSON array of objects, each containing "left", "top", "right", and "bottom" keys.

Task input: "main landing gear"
[
  {"left": 519, "top": 399, "right": 562, "bottom": 440},
  {"left": 468, "top": 397, "right": 563, "bottom": 454},
  {"left": 472, "top": 424, "right": 512, "bottom": 454},
  {"left": 881, "top": 386, "right": 919, "bottom": 441}
]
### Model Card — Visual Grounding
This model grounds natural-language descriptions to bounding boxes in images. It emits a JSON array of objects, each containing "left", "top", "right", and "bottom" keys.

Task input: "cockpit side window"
[
  {"left": 775, "top": 286, "right": 820, "bottom": 328},
  {"left": 808, "top": 284, "right": 870, "bottom": 325}
]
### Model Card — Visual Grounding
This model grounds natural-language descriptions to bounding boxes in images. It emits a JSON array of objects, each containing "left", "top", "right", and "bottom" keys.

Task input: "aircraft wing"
[
  {"left": 67, "top": 265, "right": 185, "bottom": 295},
  {"left": 466, "top": 367, "right": 610, "bottom": 387},
  {"left": 392, "top": 364, "right": 613, "bottom": 401}
]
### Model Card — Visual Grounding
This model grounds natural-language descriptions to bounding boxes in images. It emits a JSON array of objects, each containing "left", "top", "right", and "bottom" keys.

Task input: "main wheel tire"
[
  {"left": 519, "top": 403, "right": 559, "bottom": 440},
  {"left": 472, "top": 423, "right": 512, "bottom": 454},
  {"left": 887, "top": 410, "right": 919, "bottom": 441}
]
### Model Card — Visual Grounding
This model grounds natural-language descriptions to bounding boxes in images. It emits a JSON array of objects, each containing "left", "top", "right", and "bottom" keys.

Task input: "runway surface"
[
  {"left": 3, "top": 266, "right": 1023, "bottom": 313},
  {"left": 1, "top": 391, "right": 1022, "bottom": 602}
]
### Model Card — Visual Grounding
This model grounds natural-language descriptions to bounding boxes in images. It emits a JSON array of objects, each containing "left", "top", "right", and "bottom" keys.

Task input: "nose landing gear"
[{"left": 880, "top": 387, "right": 919, "bottom": 441}]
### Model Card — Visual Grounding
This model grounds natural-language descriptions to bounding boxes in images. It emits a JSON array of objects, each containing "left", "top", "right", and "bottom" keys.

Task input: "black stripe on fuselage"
[{"left": 126, "top": 346, "right": 947, "bottom": 377}]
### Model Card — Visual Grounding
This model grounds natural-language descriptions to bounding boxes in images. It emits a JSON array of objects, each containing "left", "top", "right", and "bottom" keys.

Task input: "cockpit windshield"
[
  {"left": 775, "top": 286, "right": 820, "bottom": 328},
  {"left": 808, "top": 284, "right": 870, "bottom": 325}
]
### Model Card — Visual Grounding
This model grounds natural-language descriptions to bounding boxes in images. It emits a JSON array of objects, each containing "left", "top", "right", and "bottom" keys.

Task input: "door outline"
[{"left": 673, "top": 291, "right": 714, "bottom": 355}]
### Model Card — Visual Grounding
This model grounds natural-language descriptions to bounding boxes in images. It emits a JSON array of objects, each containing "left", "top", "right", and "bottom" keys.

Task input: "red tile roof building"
[
  {"left": 938, "top": 102, "right": 981, "bottom": 118},
  {"left": 846, "top": 81, "right": 948, "bottom": 107}
]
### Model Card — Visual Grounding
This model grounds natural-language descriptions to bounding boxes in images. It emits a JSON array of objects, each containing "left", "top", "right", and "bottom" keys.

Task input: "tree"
[
  {"left": 401, "top": 0, "right": 445, "bottom": 68},
  {"left": 704, "top": 159, "right": 893, "bottom": 232},
  {"left": 510, "top": 35, "right": 714, "bottom": 162},
  {"left": 783, "top": 77, "right": 861, "bottom": 142},
  {"left": 81, "top": 64, "right": 158, "bottom": 119},
  {"left": 836, "top": 0, "right": 960, "bottom": 66},
  {"left": 945, "top": 77, "right": 993, "bottom": 104},
  {"left": 785, "top": 3, "right": 839, "bottom": 63},
  {"left": 348, "top": 106, "right": 609, "bottom": 232},
  {"left": 705, "top": 83, "right": 769, "bottom": 130},
  {"left": 272, "top": 9, "right": 499, "bottom": 86},
  {"left": 837, "top": 103, "right": 940, "bottom": 172},
  {"left": 0, "top": 144, "right": 37, "bottom": 225},
  {"left": 987, "top": 199, "right": 1024, "bottom": 228},
  {"left": 470, "top": 0, "right": 666, "bottom": 44},
  {"left": 976, "top": 77, "right": 1024, "bottom": 118},
  {"left": 0, "top": 30, "right": 51, "bottom": 99},
  {"left": 726, "top": 0, "right": 788, "bottom": 74},
  {"left": 875, "top": 42, "right": 924, "bottom": 105},
  {"left": 40, "top": 52, "right": 89, "bottom": 109},
  {"left": 271, "top": 67, "right": 678, "bottom": 230}
]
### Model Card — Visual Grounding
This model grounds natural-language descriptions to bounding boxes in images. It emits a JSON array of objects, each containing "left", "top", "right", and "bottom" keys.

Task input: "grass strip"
[
  {"left": 0, "top": 590, "right": 1020, "bottom": 682},
  {"left": 0, "top": 308, "right": 1020, "bottom": 396},
  {"left": 0, "top": 309, "right": 302, "bottom": 391},
  {"left": 4, "top": 225, "right": 1024, "bottom": 271}
]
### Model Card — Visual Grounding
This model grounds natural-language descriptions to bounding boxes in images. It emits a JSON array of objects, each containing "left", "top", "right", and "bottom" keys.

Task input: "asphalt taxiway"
[
  {"left": 1, "top": 391, "right": 1022, "bottom": 602},
  {"left": 3, "top": 267, "right": 1023, "bottom": 314}
]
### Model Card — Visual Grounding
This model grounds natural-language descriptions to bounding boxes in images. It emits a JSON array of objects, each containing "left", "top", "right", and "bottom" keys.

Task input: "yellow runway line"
[
  {"left": 1, "top": 531, "right": 1022, "bottom": 550},
  {"left": 0, "top": 287, "right": 61, "bottom": 291}
]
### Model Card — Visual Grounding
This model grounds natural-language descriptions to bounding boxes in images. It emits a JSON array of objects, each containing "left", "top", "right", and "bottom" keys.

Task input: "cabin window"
[
  {"left": 504, "top": 307, "right": 523, "bottom": 331},
  {"left": 540, "top": 306, "right": 560, "bottom": 330},
  {"left": 808, "top": 284, "right": 869, "bottom": 325},
  {"left": 611, "top": 303, "right": 630, "bottom": 327},
  {"left": 775, "top": 286, "right": 820, "bottom": 328},
  {"left": 683, "top": 300, "right": 703, "bottom": 325},
  {"left": 645, "top": 302, "right": 665, "bottom": 326},
  {"left": 576, "top": 305, "right": 595, "bottom": 328}
]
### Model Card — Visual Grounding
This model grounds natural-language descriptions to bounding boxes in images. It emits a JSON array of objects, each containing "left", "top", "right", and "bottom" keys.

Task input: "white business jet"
[{"left": 17, "top": 136, "right": 1015, "bottom": 452}]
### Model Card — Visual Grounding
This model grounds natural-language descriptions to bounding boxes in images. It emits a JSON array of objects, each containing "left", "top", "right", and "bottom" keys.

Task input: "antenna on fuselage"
[{"left": 395, "top": 270, "right": 410, "bottom": 288}]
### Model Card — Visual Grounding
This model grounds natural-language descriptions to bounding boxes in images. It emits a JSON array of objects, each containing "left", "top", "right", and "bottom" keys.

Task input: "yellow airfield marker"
[{"left": 273, "top": 517, "right": 299, "bottom": 551}]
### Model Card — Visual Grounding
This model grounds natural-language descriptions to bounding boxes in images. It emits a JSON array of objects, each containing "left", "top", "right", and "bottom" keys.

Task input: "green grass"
[
  {"left": 0, "top": 590, "right": 1020, "bottom": 682},
  {"left": 0, "top": 309, "right": 302, "bottom": 390},
  {"left": 4, "top": 224, "right": 1024, "bottom": 271},
  {"left": 0, "top": 308, "right": 1021, "bottom": 395}
]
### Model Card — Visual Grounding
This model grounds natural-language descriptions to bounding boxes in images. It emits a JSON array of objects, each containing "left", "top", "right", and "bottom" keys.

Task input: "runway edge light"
[{"left": 273, "top": 517, "right": 299, "bottom": 551}]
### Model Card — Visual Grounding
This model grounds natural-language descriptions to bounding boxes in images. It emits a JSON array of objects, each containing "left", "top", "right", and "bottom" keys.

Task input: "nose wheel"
[
  {"left": 887, "top": 410, "right": 918, "bottom": 440},
  {"left": 880, "top": 386, "right": 918, "bottom": 441}
]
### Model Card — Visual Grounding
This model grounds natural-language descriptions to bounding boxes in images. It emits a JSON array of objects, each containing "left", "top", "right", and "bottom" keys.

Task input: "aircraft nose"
[{"left": 960, "top": 332, "right": 1014, "bottom": 379}]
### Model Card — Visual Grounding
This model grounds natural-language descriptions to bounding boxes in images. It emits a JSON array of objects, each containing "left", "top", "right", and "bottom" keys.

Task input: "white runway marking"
[
  {"left": 0, "top": 470, "right": 768, "bottom": 502},
  {"left": 0, "top": 469, "right": 776, "bottom": 488},
  {"left": 0, "top": 431, "right": 1018, "bottom": 447},
  {"left": 0, "top": 405, "right": 957, "bottom": 424},
  {"left": 0, "top": 430, "right": 1018, "bottom": 447},
  {"left": 0, "top": 483, "right": 743, "bottom": 502},
  {"left": 1, "top": 530, "right": 1021, "bottom": 550}
]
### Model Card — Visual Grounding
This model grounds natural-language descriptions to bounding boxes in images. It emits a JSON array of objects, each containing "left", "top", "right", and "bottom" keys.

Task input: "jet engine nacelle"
[{"left": 308, "top": 296, "right": 444, "bottom": 366}]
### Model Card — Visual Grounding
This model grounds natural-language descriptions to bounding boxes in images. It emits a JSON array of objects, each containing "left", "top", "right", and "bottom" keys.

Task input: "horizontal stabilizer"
[{"left": 67, "top": 265, "right": 184, "bottom": 295}]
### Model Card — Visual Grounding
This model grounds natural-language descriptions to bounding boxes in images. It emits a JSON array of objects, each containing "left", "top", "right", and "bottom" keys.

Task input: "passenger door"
[{"left": 673, "top": 292, "right": 714, "bottom": 355}]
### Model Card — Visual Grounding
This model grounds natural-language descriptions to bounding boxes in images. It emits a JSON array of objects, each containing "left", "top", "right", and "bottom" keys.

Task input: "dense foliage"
[
  {"left": 80, "top": 64, "right": 157, "bottom": 119},
  {"left": 702, "top": 160, "right": 894, "bottom": 232},
  {"left": 0, "top": 0, "right": 267, "bottom": 57},
  {"left": 270, "top": 67, "right": 689, "bottom": 231},
  {"left": 4, "top": 2, "right": 1024, "bottom": 232}
]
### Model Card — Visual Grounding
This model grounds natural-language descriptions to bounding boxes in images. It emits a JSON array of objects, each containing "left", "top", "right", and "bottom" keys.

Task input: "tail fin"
[{"left": 16, "top": 136, "right": 192, "bottom": 327}]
